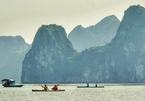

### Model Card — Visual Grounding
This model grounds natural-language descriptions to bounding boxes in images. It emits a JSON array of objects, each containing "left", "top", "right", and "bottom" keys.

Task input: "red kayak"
[{"left": 32, "top": 89, "right": 65, "bottom": 92}]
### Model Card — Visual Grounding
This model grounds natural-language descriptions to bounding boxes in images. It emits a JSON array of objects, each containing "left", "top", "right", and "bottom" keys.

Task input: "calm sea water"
[{"left": 0, "top": 84, "right": 145, "bottom": 101}]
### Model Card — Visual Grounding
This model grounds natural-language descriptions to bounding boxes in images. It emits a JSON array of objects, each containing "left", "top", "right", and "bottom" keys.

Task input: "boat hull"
[{"left": 3, "top": 85, "right": 23, "bottom": 87}]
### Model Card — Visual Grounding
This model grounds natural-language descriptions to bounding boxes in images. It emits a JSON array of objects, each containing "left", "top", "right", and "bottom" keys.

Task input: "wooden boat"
[
  {"left": 32, "top": 89, "right": 65, "bottom": 92},
  {"left": 77, "top": 86, "right": 104, "bottom": 88}
]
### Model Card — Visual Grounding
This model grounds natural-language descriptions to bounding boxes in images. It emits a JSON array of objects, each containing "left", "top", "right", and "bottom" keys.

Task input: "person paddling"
[
  {"left": 95, "top": 84, "right": 98, "bottom": 87},
  {"left": 87, "top": 83, "right": 89, "bottom": 87},
  {"left": 52, "top": 85, "right": 58, "bottom": 91},
  {"left": 41, "top": 85, "right": 48, "bottom": 91}
]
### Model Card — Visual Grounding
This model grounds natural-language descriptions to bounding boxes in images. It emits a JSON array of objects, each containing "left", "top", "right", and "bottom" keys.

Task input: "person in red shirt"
[{"left": 52, "top": 85, "right": 58, "bottom": 91}]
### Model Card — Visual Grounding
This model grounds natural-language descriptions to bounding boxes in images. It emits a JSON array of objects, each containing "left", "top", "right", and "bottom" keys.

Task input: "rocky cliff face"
[
  {"left": 68, "top": 15, "right": 120, "bottom": 52},
  {"left": 22, "top": 24, "right": 76, "bottom": 83},
  {"left": 0, "top": 36, "right": 29, "bottom": 82},
  {"left": 107, "top": 5, "right": 145, "bottom": 82}
]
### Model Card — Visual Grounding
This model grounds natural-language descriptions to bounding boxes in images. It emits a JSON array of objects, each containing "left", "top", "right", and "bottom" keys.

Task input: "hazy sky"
[{"left": 0, "top": 0, "right": 145, "bottom": 43}]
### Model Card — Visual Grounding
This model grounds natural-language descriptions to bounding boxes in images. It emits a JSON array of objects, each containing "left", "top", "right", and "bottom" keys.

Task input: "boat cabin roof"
[{"left": 1, "top": 79, "right": 15, "bottom": 82}]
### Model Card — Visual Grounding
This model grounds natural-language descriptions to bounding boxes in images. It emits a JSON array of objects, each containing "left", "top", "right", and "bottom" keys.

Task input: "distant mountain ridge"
[
  {"left": 22, "top": 5, "right": 145, "bottom": 83},
  {"left": 68, "top": 15, "right": 120, "bottom": 51},
  {"left": 71, "top": 5, "right": 145, "bottom": 83},
  {"left": 0, "top": 36, "right": 30, "bottom": 82}
]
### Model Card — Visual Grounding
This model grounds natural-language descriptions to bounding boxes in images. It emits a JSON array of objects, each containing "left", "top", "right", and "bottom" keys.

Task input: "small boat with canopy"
[{"left": 1, "top": 79, "right": 23, "bottom": 87}]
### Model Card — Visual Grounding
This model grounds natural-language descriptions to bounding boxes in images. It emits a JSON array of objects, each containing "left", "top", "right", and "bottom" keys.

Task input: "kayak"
[
  {"left": 32, "top": 89, "right": 65, "bottom": 92},
  {"left": 3, "top": 85, "right": 23, "bottom": 87},
  {"left": 77, "top": 86, "right": 104, "bottom": 88}
]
